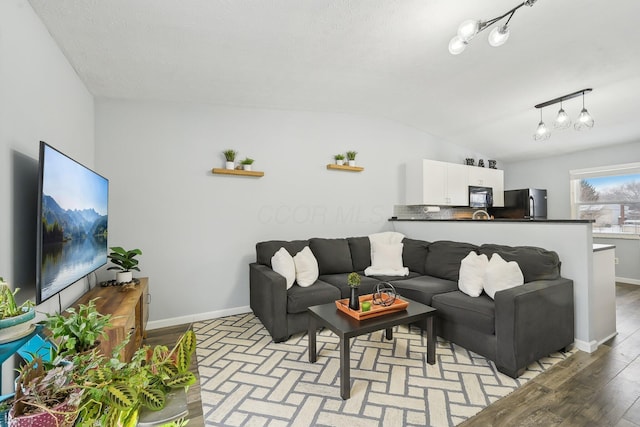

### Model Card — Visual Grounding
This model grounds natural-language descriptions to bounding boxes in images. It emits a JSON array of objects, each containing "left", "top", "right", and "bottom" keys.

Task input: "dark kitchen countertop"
[{"left": 389, "top": 217, "right": 594, "bottom": 223}]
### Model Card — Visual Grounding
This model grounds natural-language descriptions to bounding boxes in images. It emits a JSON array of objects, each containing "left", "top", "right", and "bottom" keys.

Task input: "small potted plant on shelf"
[
  {"left": 107, "top": 246, "right": 142, "bottom": 284},
  {"left": 347, "top": 272, "right": 361, "bottom": 311},
  {"left": 346, "top": 151, "right": 357, "bottom": 166},
  {"left": 0, "top": 278, "right": 35, "bottom": 342},
  {"left": 223, "top": 149, "right": 237, "bottom": 170},
  {"left": 240, "top": 157, "right": 255, "bottom": 171},
  {"left": 334, "top": 154, "right": 345, "bottom": 166}
]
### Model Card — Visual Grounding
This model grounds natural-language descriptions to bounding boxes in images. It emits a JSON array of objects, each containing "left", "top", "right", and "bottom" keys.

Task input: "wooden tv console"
[{"left": 69, "top": 277, "right": 149, "bottom": 361}]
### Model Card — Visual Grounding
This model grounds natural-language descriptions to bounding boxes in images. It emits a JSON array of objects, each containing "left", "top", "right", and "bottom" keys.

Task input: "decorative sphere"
[{"left": 373, "top": 282, "right": 398, "bottom": 307}]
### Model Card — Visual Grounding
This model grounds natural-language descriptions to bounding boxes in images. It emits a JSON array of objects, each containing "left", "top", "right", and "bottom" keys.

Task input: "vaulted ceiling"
[{"left": 28, "top": 0, "right": 640, "bottom": 162}]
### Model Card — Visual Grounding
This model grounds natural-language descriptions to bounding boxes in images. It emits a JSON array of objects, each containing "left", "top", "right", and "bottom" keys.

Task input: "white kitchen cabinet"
[
  {"left": 406, "top": 159, "right": 469, "bottom": 205},
  {"left": 468, "top": 167, "right": 504, "bottom": 207},
  {"left": 406, "top": 159, "right": 504, "bottom": 206}
]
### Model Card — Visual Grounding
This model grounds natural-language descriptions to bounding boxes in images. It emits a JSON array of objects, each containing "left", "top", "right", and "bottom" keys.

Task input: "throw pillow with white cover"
[
  {"left": 271, "top": 247, "right": 296, "bottom": 290},
  {"left": 458, "top": 251, "right": 489, "bottom": 297},
  {"left": 484, "top": 253, "right": 524, "bottom": 299},
  {"left": 364, "top": 241, "right": 409, "bottom": 276},
  {"left": 293, "top": 246, "right": 319, "bottom": 287},
  {"left": 368, "top": 231, "right": 405, "bottom": 245}
]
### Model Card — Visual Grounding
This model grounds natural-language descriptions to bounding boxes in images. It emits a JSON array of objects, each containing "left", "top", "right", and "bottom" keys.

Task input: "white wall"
[
  {"left": 502, "top": 140, "right": 640, "bottom": 283},
  {"left": 0, "top": 0, "right": 94, "bottom": 392},
  {"left": 94, "top": 99, "right": 491, "bottom": 327}
]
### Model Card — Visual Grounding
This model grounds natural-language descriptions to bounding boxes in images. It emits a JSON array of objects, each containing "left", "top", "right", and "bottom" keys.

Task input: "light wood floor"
[{"left": 147, "top": 283, "right": 640, "bottom": 427}]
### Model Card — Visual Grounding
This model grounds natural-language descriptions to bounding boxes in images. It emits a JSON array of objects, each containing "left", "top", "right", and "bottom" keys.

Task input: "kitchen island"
[{"left": 389, "top": 217, "right": 613, "bottom": 353}]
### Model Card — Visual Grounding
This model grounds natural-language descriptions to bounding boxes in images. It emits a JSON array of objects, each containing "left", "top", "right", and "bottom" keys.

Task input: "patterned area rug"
[{"left": 194, "top": 313, "right": 572, "bottom": 427}]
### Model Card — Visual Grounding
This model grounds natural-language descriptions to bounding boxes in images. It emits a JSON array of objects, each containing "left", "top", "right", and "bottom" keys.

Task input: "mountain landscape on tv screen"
[{"left": 41, "top": 194, "right": 108, "bottom": 243}]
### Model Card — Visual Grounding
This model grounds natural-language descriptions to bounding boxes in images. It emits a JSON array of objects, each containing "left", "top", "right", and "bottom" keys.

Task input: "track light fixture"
[
  {"left": 534, "top": 89, "right": 594, "bottom": 140},
  {"left": 448, "top": 0, "right": 538, "bottom": 55}
]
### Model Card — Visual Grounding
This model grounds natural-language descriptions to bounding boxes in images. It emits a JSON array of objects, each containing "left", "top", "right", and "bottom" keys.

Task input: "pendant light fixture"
[
  {"left": 554, "top": 101, "right": 571, "bottom": 130},
  {"left": 533, "top": 89, "right": 594, "bottom": 140},
  {"left": 574, "top": 92, "right": 595, "bottom": 131},
  {"left": 533, "top": 109, "right": 550, "bottom": 141},
  {"left": 448, "top": 0, "right": 538, "bottom": 55}
]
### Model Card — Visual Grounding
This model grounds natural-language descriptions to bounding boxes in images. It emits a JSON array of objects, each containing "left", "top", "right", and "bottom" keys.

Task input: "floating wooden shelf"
[
  {"left": 212, "top": 168, "right": 264, "bottom": 177},
  {"left": 326, "top": 164, "right": 364, "bottom": 172}
]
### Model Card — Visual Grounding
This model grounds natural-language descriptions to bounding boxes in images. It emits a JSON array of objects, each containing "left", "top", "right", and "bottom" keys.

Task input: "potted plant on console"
[
  {"left": 348, "top": 272, "right": 361, "bottom": 311},
  {"left": 107, "top": 246, "right": 142, "bottom": 284}
]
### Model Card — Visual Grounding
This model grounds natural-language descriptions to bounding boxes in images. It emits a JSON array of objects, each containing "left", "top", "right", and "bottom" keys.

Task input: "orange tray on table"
[{"left": 335, "top": 293, "right": 409, "bottom": 320}]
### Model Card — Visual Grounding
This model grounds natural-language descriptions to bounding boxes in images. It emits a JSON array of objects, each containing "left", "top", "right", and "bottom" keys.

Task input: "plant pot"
[
  {"left": 225, "top": 161, "right": 235, "bottom": 170},
  {"left": 243, "top": 164, "right": 252, "bottom": 171},
  {"left": 116, "top": 271, "right": 132, "bottom": 284},
  {"left": 348, "top": 160, "right": 356, "bottom": 167},
  {"left": 336, "top": 160, "right": 344, "bottom": 166},
  {"left": 348, "top": 287, "right": 360, "bottom": 311},
  {"left": 0, "top": 308, "right": 36, "bottom": 343},
  {"left": 9, "top": 401, "right": 79, "bottom": 427}
]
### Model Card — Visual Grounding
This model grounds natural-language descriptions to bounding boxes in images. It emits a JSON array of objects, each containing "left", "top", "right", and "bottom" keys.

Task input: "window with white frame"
[{"left": 570, "top": 162, "right": 640, "bottom": 236}]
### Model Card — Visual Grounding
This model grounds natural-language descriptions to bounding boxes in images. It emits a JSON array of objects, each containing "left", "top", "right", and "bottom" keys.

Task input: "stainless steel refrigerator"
[{"left": 492, "top": 189, "right": 547, "bottom": 219}]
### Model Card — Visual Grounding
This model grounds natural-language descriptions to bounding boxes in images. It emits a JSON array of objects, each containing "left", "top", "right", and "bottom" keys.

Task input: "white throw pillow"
[
  {"left": 484, "top": 253, "right": 524, "bottom": 299},
  {"left": 293, "top": 246, "right": 319, "bottom": 287},
  {"left": 371, "top": 241, "right": 404, "bottom": 270},
  {"left": 271, "top": 247, "right": 295, "bottom": 290},
  {"left": 458, "top": 252, "right": 489, "bottom": 297}
]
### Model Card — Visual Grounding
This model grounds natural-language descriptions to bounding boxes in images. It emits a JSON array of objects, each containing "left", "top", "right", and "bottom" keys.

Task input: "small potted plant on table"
[
  {"left": 223, "top": 149, "right": 237, "bottom": 170},
  {"left": 107, "top": 247, "right": 142, "bottom": 284},
  {"left": 346, "top": 151, "right": 357, "bottom": 166},
  {"left": 334, "top": 154, "right": 345, "bottom": 166},
  {"left": 347, "top": 272, "right": 361, "bottom": 310}
]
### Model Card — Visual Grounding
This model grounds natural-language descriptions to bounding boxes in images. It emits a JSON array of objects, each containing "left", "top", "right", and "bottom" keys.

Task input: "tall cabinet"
[{"left": 406, "top": 159, "right": 504, "bottom": 207}]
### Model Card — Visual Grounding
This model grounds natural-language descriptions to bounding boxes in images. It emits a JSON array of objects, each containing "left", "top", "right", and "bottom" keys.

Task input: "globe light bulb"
[
  {"left": 448, "top": 36, "right": 467, "bottom": 55},
  {"left": 533, "top": 121, "right": 550, "bottom": 141},
  {"left": 488, "top": 25, "right": 510, "bottom": 47},
  {"left": 574, "top": 108, "right": 595, "bottom": 131},
  {"left": 457, "top": 19, "right": 480, "bottom": 41},
  {"left": 554, "top": 107, "right": 571, "bottom": 130}
]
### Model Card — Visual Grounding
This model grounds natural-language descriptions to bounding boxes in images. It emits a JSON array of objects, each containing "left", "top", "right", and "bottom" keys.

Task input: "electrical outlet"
[{"left": 615, "top": 257, "right": 620, "bottom": 265}]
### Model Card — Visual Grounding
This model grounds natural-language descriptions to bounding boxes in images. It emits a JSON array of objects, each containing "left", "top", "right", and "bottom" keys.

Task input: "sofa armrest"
[
  {"left": 494, "top": 278, "right": 574, "bottom": 377},
  {"left": 249, "top": 263, "right": 289, "bottom": 342}
]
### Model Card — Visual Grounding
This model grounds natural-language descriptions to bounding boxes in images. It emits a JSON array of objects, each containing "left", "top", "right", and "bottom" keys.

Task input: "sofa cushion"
[
  {"left": 402, "top": 238, "right": 430, "bottom": 274},
  {"left": 484, "top": 253, "right": 524, "bottom": 299},
  {"left": 347, "top": 237, "right": 371, "bottom": 271},
  {"left": 389, "top": 275, "right": 458, "bottom": 306},
  {"left": 458, "top": 251, "right": 489, "bottom": 297},
  {"left": 287, "top": 280, "right": 341, "bottom": 314},
  {"left": 479, "top": 244, "right": 561, "bottom": 282},
  {"left": 425, "top": 241, "right": 479, "bottom": 282},
  {"left": 432, "top": 291, "right": 496, "bottom": 335},
  {"left": 293, "top": 246, "right": 319, "bottom": 287},
  {"left": 319, "top": 273, "right": 380, "bottom": 299},
  {"left": 309, "top": 238, "right": 353, "bottom": 275},
  {"left": 271, "top": 247, "right": 296, "bottom": 290},
  {"left": 256, "top": 240, "right": 309, "bottom": 268}
]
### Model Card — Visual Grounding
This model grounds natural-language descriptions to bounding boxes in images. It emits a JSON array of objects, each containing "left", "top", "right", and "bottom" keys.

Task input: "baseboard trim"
[
  {"left": 598, "top": 331, "right": 618, "bottom": 346},
  {"left": 147, "top": 305, "right": 252, "bottom": 330},
  {"left": 616, "top": 277, "right": 640, "bottom": 285},
  {"left": 574, "top": 338, "right": 598, "bottom": 353}
]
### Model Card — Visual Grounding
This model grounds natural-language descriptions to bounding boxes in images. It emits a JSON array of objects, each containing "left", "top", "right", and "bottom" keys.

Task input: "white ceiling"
[{"left": 28, "top": 0, "right": 640, "bottom": 162}]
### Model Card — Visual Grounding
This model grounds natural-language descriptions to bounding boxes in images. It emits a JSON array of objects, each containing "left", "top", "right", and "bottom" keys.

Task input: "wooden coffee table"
[{"left": 308, "top": 297, "right": 436, "bottom": 399}]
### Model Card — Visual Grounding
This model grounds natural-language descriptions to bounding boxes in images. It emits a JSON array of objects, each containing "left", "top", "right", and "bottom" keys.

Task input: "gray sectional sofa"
[{"left": 249, "top": 236, "right": 574, "bottom": 378}]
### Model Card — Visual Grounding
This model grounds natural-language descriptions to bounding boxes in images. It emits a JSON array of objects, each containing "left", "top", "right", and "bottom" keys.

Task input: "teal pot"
[{"left": 0, "top": 308, "right": 35, "bottom": 343}]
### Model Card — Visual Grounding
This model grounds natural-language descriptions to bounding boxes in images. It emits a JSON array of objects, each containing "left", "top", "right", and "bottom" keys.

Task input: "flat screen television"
[{"left": 35, "top": 141, "right": 109, "bottom": 304}]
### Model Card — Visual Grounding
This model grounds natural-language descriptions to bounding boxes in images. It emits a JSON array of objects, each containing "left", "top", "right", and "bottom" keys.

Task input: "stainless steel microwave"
[{"left": 469, "top": 186, "right": 493, "bottom": 208}]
